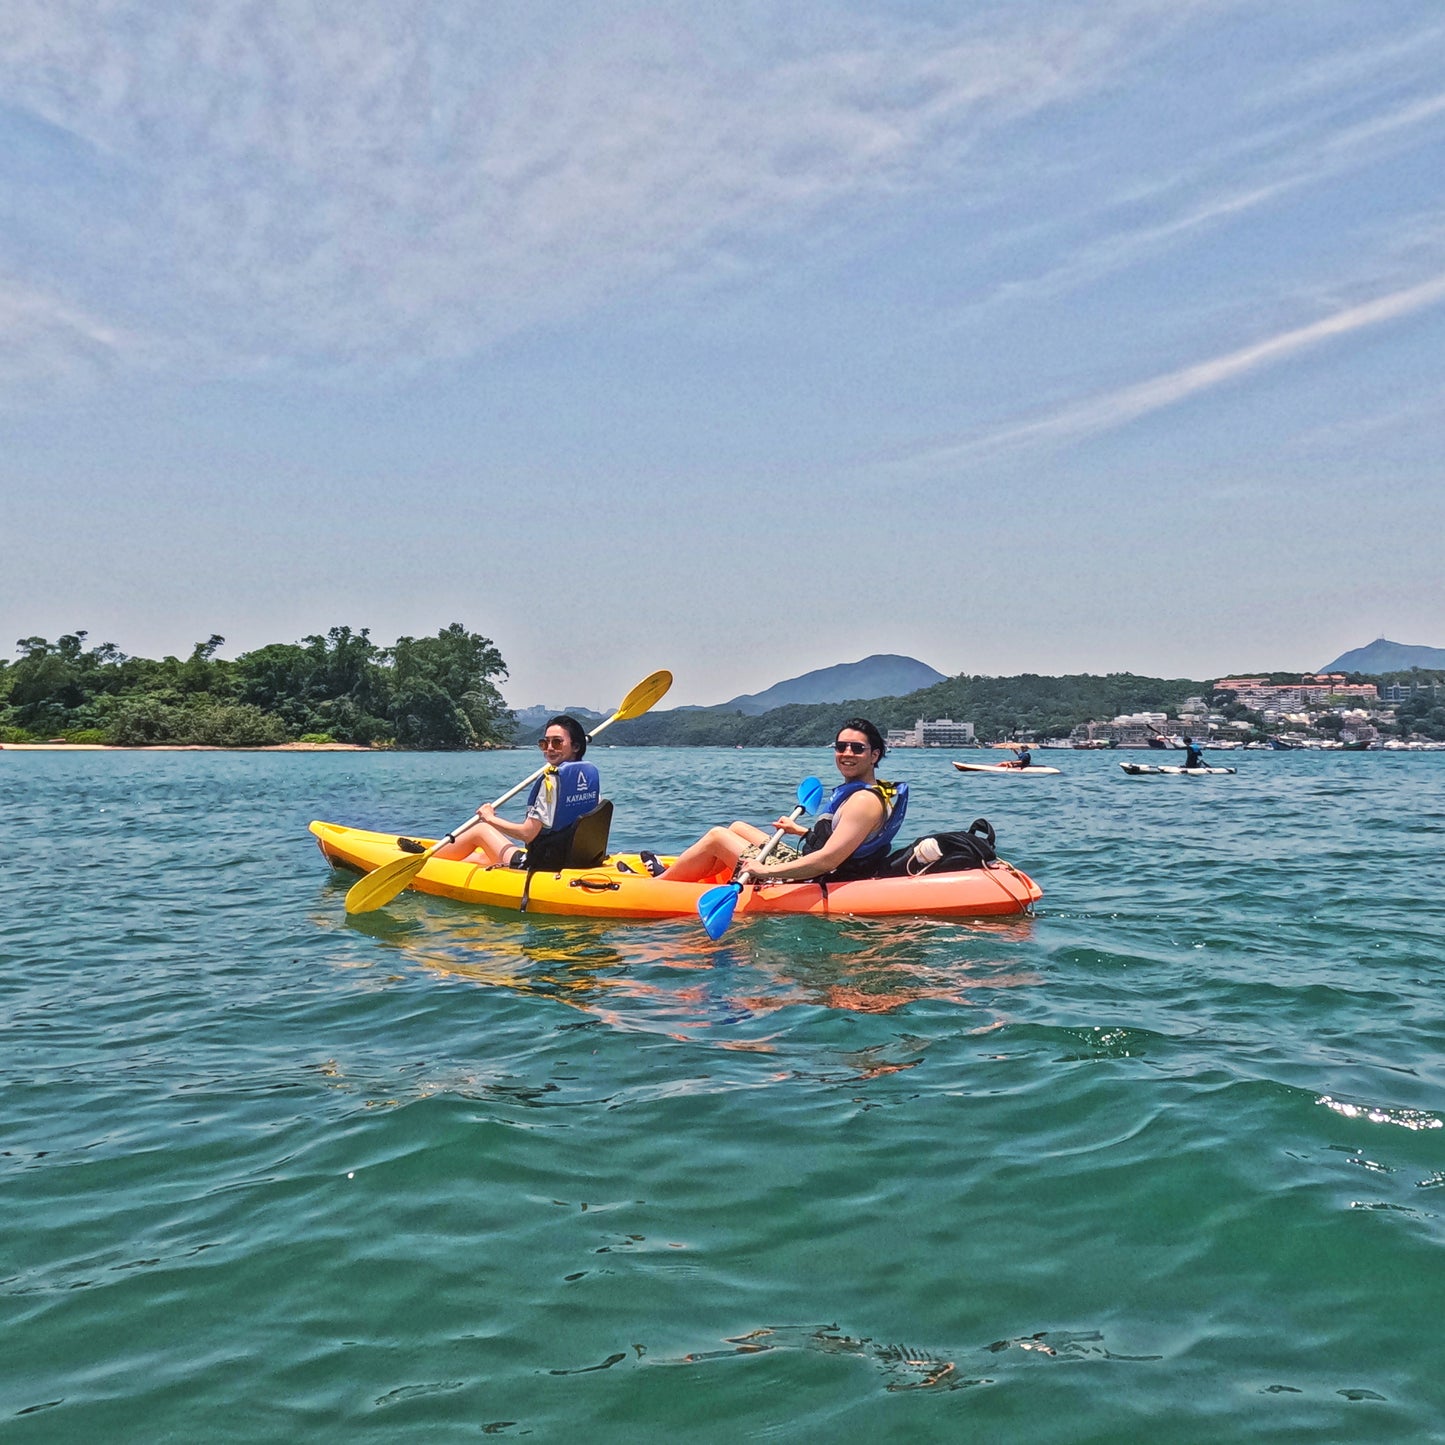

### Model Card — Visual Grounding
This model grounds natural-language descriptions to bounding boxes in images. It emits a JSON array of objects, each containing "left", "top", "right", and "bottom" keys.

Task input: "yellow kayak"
[{"left": 310, "top": 821, "right": 1042, "bottom": 922}]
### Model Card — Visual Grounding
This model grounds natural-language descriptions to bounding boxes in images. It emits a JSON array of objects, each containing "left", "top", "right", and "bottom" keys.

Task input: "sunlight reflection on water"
[{"left": 326, "top": 895, "right": 1044, "bottom": 1042}]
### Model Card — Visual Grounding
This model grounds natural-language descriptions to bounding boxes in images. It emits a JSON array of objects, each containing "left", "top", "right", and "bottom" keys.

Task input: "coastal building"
[
  {"left": 887, "top": 717, "right": 976, "bottom": 748},
  {"left": 1115, "top": 712, "right": 1170, "bottom": 745},
  {"left": 1215, "top": 676, "right": 1379, "bottom": 711},
  {"left": 1069, "top": 722, "right": 1119, "bottom": 745},
  {"left": 1069, "top": 706, "right": 1254, "bottom": 747},
  {"left": 922, "top": 718, "right": 975, "bottom": 748},
  {"left": 1300, "top": 681, "right": 1379, "bottom": 701},
  {"left": 1381, "top": 680, "right": 1445, "bottom": 703},
  {"left": 1251, "top": 690, "right": 1307, "bottom": 714}
]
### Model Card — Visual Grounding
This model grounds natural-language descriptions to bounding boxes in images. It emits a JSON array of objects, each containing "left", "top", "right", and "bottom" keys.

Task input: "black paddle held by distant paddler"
[{"left": 344, "top": 669, "right": 673, "bottom": 915}]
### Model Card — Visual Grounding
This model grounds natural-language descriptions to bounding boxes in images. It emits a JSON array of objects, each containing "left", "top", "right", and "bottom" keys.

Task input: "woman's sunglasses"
[
  {"left": 538, "top": 736, "right": 569, "bottom": 750},
  {"left": 833, "top": 740, "right": 872, "bottom": 754}
]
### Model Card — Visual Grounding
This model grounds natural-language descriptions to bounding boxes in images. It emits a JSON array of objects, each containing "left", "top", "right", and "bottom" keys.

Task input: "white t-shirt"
[{"left": 524, "top": 772, "right": 560, "bottom": 830}]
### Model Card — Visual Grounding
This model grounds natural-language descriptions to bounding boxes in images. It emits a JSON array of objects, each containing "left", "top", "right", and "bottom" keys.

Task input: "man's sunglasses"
[{"left": 833, "top": 740, "right": 872, "bottom": 754}]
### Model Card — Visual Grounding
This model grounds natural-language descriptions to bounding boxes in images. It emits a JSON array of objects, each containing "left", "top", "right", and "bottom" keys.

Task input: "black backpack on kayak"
[{"left": 882, "top": 818, "right": 997, "bottom": 877}]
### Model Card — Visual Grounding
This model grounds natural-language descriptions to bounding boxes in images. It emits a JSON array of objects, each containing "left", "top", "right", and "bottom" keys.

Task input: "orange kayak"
[{"left": 310, "top": 821, "right": 1042, "bottom": 922}]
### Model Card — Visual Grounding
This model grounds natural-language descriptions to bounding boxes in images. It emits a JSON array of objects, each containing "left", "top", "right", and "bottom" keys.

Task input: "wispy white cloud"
[
  {"left": 907, "top": 272, "right": 1445, "bottom": 466},
  {"left": 0, "top": 0, "right": 1206, "bottom": 384},
  {"left": 1240, "top": 17, "right": 1445, "bottom": 112},
  {"left": 0, "top": 278, "right": 142, "bottom": 387},
  {"left": 977, "top": 81, "right": 1445, "bottom": 316}
]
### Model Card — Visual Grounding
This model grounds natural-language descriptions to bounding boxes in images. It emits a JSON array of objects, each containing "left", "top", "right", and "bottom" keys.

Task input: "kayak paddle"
[
  {"left": 697, "top": 775, "right": 825, "bottom": 941},
  {"left": 344, "top": 669, "right": 673, "bottom": 915}
]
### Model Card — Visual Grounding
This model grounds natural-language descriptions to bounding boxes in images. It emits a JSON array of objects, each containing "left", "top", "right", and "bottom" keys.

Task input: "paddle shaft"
[
  {"left": 696, "top": 775, "right": 824, "bottom": 939},
  {"left": 697, "top": 804, "right": 806, "bottom": 937},
  {"left": 750, "top": 804, "right": 808, "bottom": 868},
  {"left": 437, "top": 702, "right": 638, "bottom": 849},
  {"left": 344, "top": 671, "right": 671, "bottom": 914}
]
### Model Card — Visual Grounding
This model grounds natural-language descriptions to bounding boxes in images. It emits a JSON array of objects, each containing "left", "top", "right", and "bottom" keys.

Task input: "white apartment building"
[{"left": 887, "top": 717, "right": 976, "bottom": 748}]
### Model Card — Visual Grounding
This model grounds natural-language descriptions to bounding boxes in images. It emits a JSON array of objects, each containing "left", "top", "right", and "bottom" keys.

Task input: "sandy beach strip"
[{"left": 0, "top": 742, "right": 373, "bottom": 752}]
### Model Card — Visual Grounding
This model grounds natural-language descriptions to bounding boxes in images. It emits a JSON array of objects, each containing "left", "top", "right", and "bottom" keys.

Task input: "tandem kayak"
[
  {"left": 310, "top": 821, "right": 1042, "bottom": 922},
  {"left": 1119, "top": 763, "right": 1237, "bottom": 776},
  {"left": 953, "top": 761, "right": 1061, "bottom": 776}
]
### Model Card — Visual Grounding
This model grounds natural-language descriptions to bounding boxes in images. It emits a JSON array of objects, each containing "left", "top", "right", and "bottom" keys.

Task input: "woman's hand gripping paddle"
[
  {"left": 344, "top": 670, "right": 672, "bottom": 914},
  {"left": 697, "top": 776, "right": 825, "bottom": 941}
]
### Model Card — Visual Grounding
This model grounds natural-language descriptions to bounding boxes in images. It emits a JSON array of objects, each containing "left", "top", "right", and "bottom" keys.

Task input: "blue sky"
[{"left": 3, "top": 1, "right": 1443, "bottom": 709}]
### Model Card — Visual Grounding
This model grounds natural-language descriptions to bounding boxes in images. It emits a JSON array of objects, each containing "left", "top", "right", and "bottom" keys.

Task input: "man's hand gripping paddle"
[{"left": 696, "top": 775, "right": 825, "bottom": 941}]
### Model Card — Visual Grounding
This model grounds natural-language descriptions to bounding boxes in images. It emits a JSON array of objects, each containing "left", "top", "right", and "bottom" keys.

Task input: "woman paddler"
[
  {"left": 432, "top": 714, "right": 600, "bottom": 869},
  {"left": 652, "top": 717, "right": 907, "bottom": 884}
]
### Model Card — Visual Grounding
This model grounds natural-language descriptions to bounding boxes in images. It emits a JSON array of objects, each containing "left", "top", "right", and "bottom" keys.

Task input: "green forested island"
[
  {"left": 4, "top": 629, "right": 1442, "bottom": 746},
  {"left": 0, "top": 626, "right": 513, "bottom": 747}
]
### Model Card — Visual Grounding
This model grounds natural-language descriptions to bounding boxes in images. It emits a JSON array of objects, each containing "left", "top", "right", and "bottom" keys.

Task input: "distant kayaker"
[
  {"left": 1001, "top": 743, "right": 1033, "bottom": 770},
  {"left": 1182, "top": 736, "right": 1205, "bottom": 769},
  {"left": 651, "top": 717, "right": 908, "bottom": 884},
  {"left": 432, "top": 715, "right": 600, "bottom": 868}
]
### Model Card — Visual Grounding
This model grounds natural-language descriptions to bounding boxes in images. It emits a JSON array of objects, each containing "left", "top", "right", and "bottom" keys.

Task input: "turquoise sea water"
[{"left": 4, "top": 746, "right": 1444, "bottom": 1442}]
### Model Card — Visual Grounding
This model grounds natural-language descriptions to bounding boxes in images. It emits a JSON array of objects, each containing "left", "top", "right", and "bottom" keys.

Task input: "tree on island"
[
  {"left": 0, "top": 624, "right": 514, "bottom": 748},
  {"left": 383, "top": 624, "right": 511, "bottom": 748}
]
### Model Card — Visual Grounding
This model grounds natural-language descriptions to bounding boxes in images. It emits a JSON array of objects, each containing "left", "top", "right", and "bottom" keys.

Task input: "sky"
[{"left": 2, "top": 1, "right": 1443, "bottom": 710}]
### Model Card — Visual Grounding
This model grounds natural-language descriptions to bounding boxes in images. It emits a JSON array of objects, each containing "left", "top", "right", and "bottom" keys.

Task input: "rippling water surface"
[{"left": 4, "top": 747, "right": 1443, "bottom": 1441}]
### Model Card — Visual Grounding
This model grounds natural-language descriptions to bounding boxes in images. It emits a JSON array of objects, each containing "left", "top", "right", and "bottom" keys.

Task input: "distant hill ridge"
[
  {"left": 513, "top": 641, "right": 1441, "bottom": 736},
  {"left": 509, "top": 703, "right": 606, "bottom": 730},
  {"left": 718, "top": 654, "right": 947, "bottom": 714},
  {"left": 1320, "top": 638, "right": 1445, "bottom": 673},
  {"left": 512, "top": 654, "right": 946, "bottom": 726}
]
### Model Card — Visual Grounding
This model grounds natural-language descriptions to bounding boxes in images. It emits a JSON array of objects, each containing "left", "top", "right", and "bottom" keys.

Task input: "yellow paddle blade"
[
  {"left": 613, "top": 669, "right": 671, "bottom": 723},
  {"left": 344, "top": 850, "right": 431, "bottom": 914}
]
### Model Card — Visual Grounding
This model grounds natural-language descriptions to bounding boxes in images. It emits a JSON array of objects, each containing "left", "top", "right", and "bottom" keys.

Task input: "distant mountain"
[
  {"left": 1320, "top": 638, "right": 1445, "bottom": 673},
  {"left": 717, "top": 654, "right": 948, "bottom": 715},
  {"left": 509, "top": 704, "right": 605, "bottom": 731}
]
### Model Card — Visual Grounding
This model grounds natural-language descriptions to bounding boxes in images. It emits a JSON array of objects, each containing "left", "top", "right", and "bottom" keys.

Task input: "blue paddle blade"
[
  {"left": 697, "top": 777, "right": 821, "bottom": 939},
  {"left": 698, "top": 882, "right": 741, "bottom": 940}
]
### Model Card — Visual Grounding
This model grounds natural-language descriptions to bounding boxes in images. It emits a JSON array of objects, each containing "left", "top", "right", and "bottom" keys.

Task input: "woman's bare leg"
[{"left": 432, "top": 817, "right": 517, "bottom": 864}]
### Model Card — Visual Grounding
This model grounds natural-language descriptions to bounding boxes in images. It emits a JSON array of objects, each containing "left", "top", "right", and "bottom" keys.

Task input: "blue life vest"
[
  {"left": 805, "top": 779, "right": 909, "bottom": 863},
  {"left": 526, "top": 761, "right": 601, "bottom": 838}
]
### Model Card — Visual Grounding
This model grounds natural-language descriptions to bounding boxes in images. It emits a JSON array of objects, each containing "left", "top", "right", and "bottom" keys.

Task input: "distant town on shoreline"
[
  {"left": 883, "top": 673, "right": 1445, "bottom": 753},
  {"left": 602, "top": 669, "right": 1445, "bottom": 752},
  {"left": 3, "top": 629, "right": 1443, "bottom": 751}
]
